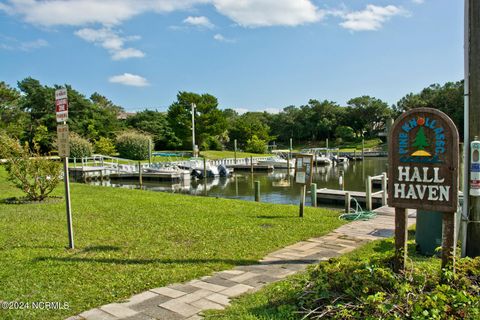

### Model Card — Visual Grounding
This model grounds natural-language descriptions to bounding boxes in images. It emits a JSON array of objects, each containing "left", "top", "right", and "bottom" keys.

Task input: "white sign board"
[
  {"left": 57, "top": 124, "right": 70, "bottom": 157},
  {"left": 55, "top": 88, "right": 68, "bottom": 123}
]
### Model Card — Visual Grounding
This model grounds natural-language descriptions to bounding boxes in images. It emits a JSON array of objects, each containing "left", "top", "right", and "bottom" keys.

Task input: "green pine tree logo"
[{"left": 411, "top": 126, "right": 431, "bottom": 156}]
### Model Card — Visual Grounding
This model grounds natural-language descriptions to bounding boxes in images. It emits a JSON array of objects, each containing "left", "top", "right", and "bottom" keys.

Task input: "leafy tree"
[
  {"left": 167, "top": 92, "right": 227, "bottom": 149},
  {"left": 17, "top": 77, "right": 56, "bottom": 152},
  {"left": 346, "top": 96, "right": 394, "bottom": 138},
  {"left": 245, "top": 135, "right": 267, "bottom": 154},
  {"left": 335, "top": 126, "right": 355, "bottom": 142},
  {"left": 94, "top": 137, "right": 116, "bottom": 155},
  {"left": 395, "top": 81, "right": 464, "bottom": 138},
  {"left": 229, "top": 112, "right": 272, "bottom": 149},
  {"left": 0, "top": 81, "right": 26, "bottom": 138},
  {"left": 126, "top": 109, "right": 180, "bottom": 149}
]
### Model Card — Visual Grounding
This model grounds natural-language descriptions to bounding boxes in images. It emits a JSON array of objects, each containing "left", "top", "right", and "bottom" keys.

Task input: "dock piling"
[
  {"left": 311, "top": 183, "right": 317, "bottom": 207},
  {"left": 254, "top": 181, "right": 260, "bottom": 202},
  {"left": 138, "top": 161, "right": 143, "bottom": 186},
  {"left": 299, "top": 185, "right": 306, "bottom": 218},
  {"left": 345, "top": 192, "right": 351, "bottom": 213}
]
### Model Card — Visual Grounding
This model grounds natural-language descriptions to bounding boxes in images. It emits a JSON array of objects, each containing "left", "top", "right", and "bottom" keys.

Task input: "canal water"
[{"left": 90, "top": 158, "right": 395, "bottom": 206}]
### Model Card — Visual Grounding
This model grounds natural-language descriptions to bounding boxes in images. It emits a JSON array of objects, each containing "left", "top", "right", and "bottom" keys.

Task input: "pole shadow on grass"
[
  {"left": 81, "top": 245, "right": 122, "bottom": 252},
  {"left": 33, "top": 256, "right": 259, "bottom": 265}
]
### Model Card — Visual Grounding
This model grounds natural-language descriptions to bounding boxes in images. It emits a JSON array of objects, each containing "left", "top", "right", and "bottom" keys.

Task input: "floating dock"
[
  {"left": 226, "top": 164, "right": 274, "bottom": 172},
  {"left": 316, "top": 188, "right": 384, "bottom": 208},
  {"left": 69, "top": 166, "right": 190, "bottom": 182},
  {"left": 109, "top": 172, "right": 190, "bottom": 182}
]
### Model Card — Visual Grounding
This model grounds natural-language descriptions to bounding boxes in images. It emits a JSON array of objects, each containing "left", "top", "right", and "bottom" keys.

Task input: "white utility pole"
[{"left": 191, "top": 103, "right": 196, "bottom": 157}]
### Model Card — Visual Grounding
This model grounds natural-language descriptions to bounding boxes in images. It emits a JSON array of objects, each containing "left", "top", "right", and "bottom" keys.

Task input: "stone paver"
[{"left": 71, "top": 207, "right": 415, "bottom": 320}]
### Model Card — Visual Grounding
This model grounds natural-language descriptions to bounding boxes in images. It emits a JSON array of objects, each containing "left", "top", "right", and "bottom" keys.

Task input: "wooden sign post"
[
  {"left": 294, "top": 154, "right": 313, "bottom": 217},
  {"left": 388, "top": 108, "right": 459, "bottom": 273}
]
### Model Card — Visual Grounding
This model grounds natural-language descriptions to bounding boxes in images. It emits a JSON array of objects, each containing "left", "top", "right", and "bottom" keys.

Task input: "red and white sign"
[{"left": 55, "top": 88, "right": 68, "bottom": 122}]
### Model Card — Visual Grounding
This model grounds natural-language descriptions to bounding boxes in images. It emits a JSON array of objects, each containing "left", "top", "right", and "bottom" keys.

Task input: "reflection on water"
[{"left": 89, "top": 157, "right": 464, "bottom": 206}]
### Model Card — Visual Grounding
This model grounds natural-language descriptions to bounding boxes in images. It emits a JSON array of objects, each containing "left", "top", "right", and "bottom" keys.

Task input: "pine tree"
[{"left": 412, "top": 127, "right": 429, "bottom": 150}]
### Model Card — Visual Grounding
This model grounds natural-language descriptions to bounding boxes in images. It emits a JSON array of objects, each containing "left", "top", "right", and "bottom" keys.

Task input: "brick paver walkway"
[{"left": 69, "top": 207, "right": 416, "bottom": 320}]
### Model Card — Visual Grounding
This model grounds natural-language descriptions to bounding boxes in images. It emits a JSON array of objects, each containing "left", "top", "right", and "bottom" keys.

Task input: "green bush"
[
  {"left": 0, "top": 134, "right": 62, "bottom": 201},
  {"left": 201, "top": 136, "right": 223, "bottom": 151},
  {"left": 94, "top": 137, "right": 116, "bottom": 155},
  {"left": 69, "top": 133, "right": 93, "bottom": 158},
  {"left": 298, "top": 253, "right": 480, "bottom": 319},
  {"left": 245, "top": 135, "right": 267, "bottom": 154},
  {"left": 335, "top": 125, "right": 355, "bottom": 142},
  {"left": 116, "top": 131, "right": 151, "bottom": 160}
]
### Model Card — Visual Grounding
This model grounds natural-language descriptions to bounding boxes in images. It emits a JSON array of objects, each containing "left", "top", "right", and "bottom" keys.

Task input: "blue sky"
[{"left": 0, "top": 0, "right": 463, "bottom": 113}]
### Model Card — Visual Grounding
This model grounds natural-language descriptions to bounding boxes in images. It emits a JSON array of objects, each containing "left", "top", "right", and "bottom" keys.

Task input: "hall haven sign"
[
  {"left": 388, "top": 108, "right": 459, "bottom": 273},
  {"left": 388, "top": 108, "right": 459, "bottom": 212}
]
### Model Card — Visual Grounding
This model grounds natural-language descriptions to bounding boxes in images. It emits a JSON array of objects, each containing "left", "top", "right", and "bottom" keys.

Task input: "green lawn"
[
  {"left": 199, "top": 150, "right": 271, "bottom": 160},
  {"left": 338, "top": 138, "right": 384, "bottom": 152},
  {"left": 0, "top": 167, "right": 344, "bottom": 320}
]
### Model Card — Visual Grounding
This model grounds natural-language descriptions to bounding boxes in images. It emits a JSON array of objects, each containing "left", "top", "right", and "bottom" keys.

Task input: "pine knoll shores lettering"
[{"left": 394, "top": 166, "right": 450, "bottom": 201}]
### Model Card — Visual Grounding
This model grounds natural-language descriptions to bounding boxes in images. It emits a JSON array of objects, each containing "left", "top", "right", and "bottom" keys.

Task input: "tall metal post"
[
  {"left": 191, "top": 103, "right": 196, "bottom": 157},
  {"left": 466, "top": 0, "right": 480, "bottom": 257},
  {"left": 63, "top": 156, "right": 74, "bottom": 249}
]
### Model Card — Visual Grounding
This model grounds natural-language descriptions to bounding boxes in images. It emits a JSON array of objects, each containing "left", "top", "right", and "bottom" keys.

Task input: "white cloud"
[
  {"left": 19, "top": 38, "right": 48, "bottom": 51},
  {"left": 75, "top": 28, "right": 144, "bottom": 60},
  {"left": 109, "top": 73, "right": 149, "bottom": 87},
  {"left": 0, "top": 36, "right": 48, "bottom": 51},
  {"left": 0, "top": 0, "right": 209, "bottom": 26},
  {"left": 212, "top": 0, "right": 323, "bottom": 27},
  {"left": 213, "top": 33, "right": 235, "bottom": 43},
  {"left": 183, "top": 16, "right": 214, "bottom": 29},
  {"left": 338, "top": 5, "right": 407, "bottom": 31}
]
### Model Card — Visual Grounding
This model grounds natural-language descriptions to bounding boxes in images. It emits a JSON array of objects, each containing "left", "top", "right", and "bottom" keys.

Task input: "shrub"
[
  {"left": 335, "top": 125, "right": 355, "bottom": 142},
  {"left": 298, "top": 253, "right": 480, "bottom": 320},
  {"left": 94, "top": 137, "right": 116, "bottom": 155},
  {"left": 245, "top": 135, "right": 267, "bottom": 154},
  {"left": 116, "top": 131, "right": 151, "bottom": 160},
  {"left": 0, "top": 134, "right": 62, "bottom": 201},
  {"left": 201, "top": 136, "right": 223, "bottom": 151},
  {"left": 69, "top": 133, "right": 93, "bottom": 158}
]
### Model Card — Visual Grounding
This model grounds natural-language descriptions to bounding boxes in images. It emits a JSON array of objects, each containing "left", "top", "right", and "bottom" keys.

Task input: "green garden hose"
[{"left": 339, "top": 196, "right": 377, "bottom": 221}]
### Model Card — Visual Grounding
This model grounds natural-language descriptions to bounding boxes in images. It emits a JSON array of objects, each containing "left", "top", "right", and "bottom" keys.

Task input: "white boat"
[
  {"left": 177, "top": 158, "right": 226, "bottom": 178},
  {"left": 257, "top": 157, "right": 295, "bottom": 169},
  {"left": 300, "top": 148, "right": 333, "bottom": 165}
]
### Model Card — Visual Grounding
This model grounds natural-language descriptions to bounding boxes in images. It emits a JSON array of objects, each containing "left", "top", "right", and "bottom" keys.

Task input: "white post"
[
  {"left": 366, "top": 176, "right": 372, "bottom": 211},
  {"left": 381, "top": 172, "right": 388, "bottom": 206},
  {"left": 191, "top": 103, "right": 196, "bottom": 157}
]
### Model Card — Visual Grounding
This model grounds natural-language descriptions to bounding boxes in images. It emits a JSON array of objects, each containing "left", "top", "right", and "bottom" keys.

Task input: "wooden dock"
[
  {"left": 69, "top": 166, "right": 114, "bottom": 182},
  {"left": 373, "top": 206, "right": 417, "bottom": 217},
  {"left": 69, "top": 166, "right": 190, "bottom": 182},
  {"left": 226, "top": 164, "right": 274, "bottom": 172},
  {"left": 316, "top": 188, "right": 383, "bottom": 208},
  {"left": 109, "top": 172, "right": 189, "bottom": 182}
]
